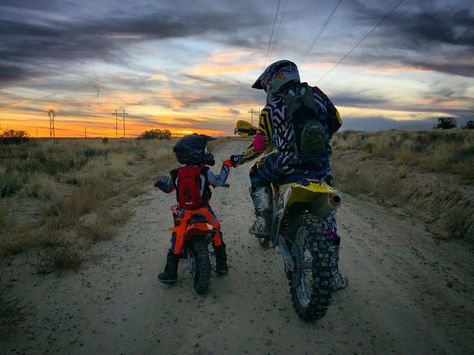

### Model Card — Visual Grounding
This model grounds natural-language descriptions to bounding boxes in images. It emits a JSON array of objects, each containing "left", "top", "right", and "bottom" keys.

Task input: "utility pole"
[
  {"left": 122, "top": 108, "right": 128, "bottom": 138},
  {"left": 84, "top": 127, "right": 87, "bottom": 139},
  {"left": 248, "top": 108, "right": 260, "bottom": 126},
  {"left": 113, "top": 109, "right": 119, "bottom": 138},
  {"left": 48, "top": 109, "right": 55, "bottom": 138}
]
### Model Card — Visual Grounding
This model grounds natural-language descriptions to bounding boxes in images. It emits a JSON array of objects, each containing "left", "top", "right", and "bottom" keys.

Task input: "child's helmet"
[{"left": 173, "top": 133, "right": 216, "bottom": 166}]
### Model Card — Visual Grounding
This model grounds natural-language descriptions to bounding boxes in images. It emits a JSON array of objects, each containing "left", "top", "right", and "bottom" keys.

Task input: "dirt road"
[{"left": 2, "top": 140, "right": 473, "bottom": 354}]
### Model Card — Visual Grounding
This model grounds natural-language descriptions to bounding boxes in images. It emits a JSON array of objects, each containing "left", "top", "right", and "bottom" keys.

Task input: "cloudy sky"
[{"left": 1, "top": 0, "right": 473, "bottom": 137}]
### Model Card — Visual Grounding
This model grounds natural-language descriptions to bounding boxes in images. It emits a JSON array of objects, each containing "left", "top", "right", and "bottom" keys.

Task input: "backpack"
[
  {"left": 278, "top": 83, "right": 326, "bottom": 162},
  {"left": 175, "top": 166, "right": 209, "bottom": 210}
]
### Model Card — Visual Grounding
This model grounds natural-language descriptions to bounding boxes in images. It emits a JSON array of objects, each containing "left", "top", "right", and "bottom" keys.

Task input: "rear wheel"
[
  {"left": 289, "top": 214, "right": 335, "bottom": 320},
  {"left": 193, "top": 241, "right": 211, "bottom": 295}
]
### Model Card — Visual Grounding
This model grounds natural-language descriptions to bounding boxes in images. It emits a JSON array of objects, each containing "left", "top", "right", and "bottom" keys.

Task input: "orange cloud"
[
  {"left": 187, "top": 50, "right": 259, "bottom": 76},
  {"left": 189, "top": 62, "right": 259, "bottom": 76}
]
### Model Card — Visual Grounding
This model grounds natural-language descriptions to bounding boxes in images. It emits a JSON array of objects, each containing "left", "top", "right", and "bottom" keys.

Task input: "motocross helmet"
[
  {"left": 173, "top": 133, "right": 216, "bottom": 166},
  {"left": 252, "top": 60, "right": 300, "bottom": 97}
]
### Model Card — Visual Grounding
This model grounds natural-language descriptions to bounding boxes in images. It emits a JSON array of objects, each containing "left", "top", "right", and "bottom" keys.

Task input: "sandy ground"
[{"left": 1, "top": 140, "right": 473, "bottom": 354}]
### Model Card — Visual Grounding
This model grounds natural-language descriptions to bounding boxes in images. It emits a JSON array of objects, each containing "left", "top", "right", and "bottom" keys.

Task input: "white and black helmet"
[
  {"left": 252, "top": 60, "right": 300, "bottom": 97},
  {"left": 173, "top": 133, "right": 216, "bottom": 166}
]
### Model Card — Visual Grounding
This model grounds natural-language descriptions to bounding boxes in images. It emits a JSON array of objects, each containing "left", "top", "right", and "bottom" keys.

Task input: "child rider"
[{"left": 153, "top": 133, "right": 233, "bottom": 285}]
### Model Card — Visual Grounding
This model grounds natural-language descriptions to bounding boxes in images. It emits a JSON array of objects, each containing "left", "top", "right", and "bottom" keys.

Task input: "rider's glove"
[
  {"left": 229, "top": 155, "right": 243, "bottom": 167},
  {"left": 153, "top": 175, "right": 169, "bottom": 188},
  {"left": 223, "top": 160, "right": 233, "bottom": 168}
]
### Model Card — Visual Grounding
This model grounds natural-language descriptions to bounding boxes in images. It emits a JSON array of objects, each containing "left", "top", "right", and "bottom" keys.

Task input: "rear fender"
[
  {"left": 271, "top": 181, "right": 341, "bottom": 240},
  {"left": 185, "top": 222, "right": 215, "bottom": 246}
]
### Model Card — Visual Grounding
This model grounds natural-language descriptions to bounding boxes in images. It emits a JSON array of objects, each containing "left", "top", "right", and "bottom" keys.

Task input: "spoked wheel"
[
  {"left": 289, "top": 214, "right": 334, "bottom": 321},
  {"left": 192, "top": 241, "right": 211, "bottom": 295}
]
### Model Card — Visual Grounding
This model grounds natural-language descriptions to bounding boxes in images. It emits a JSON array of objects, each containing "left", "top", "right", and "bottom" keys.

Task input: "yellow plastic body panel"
[
  {"left": 281, "top": 181, "right": 336, "bottom": 207},
  {"left": 235, "top": 120, "right": 258, "bottom": 137}
]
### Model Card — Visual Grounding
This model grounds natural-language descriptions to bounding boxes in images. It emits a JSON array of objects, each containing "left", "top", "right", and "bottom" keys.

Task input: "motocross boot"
[
  {"left": 213, "top": 244, "right": 229, "bottom": 275},
  {"left": 249, "top": 186, "right": 272, "bottom": 237},
  {"left": 331, "top": 244, "right": 348, "bottom": 291},
  {"left": 158, "top": 252, "right": 180, "bottom": 285}
]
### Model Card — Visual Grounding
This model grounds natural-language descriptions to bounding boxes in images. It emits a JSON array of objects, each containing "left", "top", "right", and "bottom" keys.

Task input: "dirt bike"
[
  {"left": 236, "top": 120, "right": 342, "bottom": 320},
  {"left": 181, "top": 213, "right": 216, "bottom": 295}
]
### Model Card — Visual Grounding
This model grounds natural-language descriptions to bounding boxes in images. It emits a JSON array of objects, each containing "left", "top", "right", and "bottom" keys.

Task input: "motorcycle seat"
[{"left": 188, "top": 213, "right": 208, "bottom": 224}]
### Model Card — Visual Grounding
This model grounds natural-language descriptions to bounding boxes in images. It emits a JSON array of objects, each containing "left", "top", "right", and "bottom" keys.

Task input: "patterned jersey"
[{"left": 241, "top": 83, "right": 342, "bottom": 174}]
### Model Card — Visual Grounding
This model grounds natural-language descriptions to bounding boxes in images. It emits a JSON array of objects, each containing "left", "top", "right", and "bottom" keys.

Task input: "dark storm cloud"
[
  {"left": 340, "top": 115, "right": 472, "bottom": 131},
  {"left": 332, "top": 92, "right": 390, "bottom": 108},
  {"left": 345, "top": 0, "right": 474, "bottom": 77},
  {"left": 0, "top": 2, "right": 264, "bottom": 84}
]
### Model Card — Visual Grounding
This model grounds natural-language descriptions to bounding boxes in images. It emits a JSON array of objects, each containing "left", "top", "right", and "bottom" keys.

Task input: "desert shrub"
[
  {"left": 0, "top": 170, "right": 22, "bottom": 197},
  {"left": 37, "top": 247, "right": 84, "bottom": 274},
  {"left": 0, "top": 129, "right": 30, "bottom": 144},
  {"left": 462, "top": 120, "right": 474, "bottom": 129},
  {"left": 21, "top": 173, "right": 55, "bottom": 199},
  {"left": 434, "top": 117, "right": 456, "bottom": 129},
  {"left": 79, "top": 219, "right": 115, "bottom": 243},
  {"left": 362, "top": 142, "right": 377, "bottom": 153},
  {"left": 137, "top": 129, "right": 172, "bottom": 140}
]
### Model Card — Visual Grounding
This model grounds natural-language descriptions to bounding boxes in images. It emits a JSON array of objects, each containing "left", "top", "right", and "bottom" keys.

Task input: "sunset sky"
[{"left": 1, "top": 0, "right": 473, "bottom": 137}]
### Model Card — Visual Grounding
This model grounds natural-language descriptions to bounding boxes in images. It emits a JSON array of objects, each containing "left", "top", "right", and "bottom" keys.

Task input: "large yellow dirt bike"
[{"left": 236, "top": 120, "right": 342, "bottom": 320}]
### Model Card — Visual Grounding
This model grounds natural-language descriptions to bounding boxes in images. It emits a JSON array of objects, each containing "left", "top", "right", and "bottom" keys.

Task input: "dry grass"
[
  {"left": 333, "top": 129, "right": 474, "bottom": 181},
  {"left": 0, "top": 291, "right": 26, "bottom": 338},
  {"left": 332, "top": 130, "right": 474, "bottom": 241},
  {"left": 0, "top": 137, "right": 225, "bottom": 270},
  {"left": 0, "top": 138, "right": 177, "bottom": 271}
]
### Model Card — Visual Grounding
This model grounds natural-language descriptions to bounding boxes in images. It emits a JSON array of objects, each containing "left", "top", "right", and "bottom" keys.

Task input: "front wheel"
[
  {"left": 192, "top": 241, "right": 211, "bottom": 295},
  {"left": 289, "top": 214, "right": 335, "bottom": 320}
]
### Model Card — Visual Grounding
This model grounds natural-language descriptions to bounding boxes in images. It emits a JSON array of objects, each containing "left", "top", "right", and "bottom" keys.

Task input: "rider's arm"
[
  {"left": 207, "top": 163, "right": 230, "bottom": 187},
  {"left": 312, "top": 86, "right": 342, "bottom": 135},
  {"left": 153, "top": 170, "right": 176, "bottom": 193},
  {"left": 240, "top": 107, "right": 273, "bottom": 164}
]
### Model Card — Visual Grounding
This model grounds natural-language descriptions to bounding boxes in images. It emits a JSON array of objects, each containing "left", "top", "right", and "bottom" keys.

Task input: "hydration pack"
[
  {"left": 279, "top": 83, "right": 326, "bottom": 162},
  {"left": 175, "top": 166, "right": 209, "bottom": 210}
]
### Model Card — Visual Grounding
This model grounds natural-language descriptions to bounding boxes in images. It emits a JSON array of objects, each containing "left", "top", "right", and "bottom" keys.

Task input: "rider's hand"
[
  {"left": 229, "top": 155, "right": 243, "bottom": 167},
  {"left": 153, "top": 175, "right": 169, "bottom": 187},
  {"left": 223, "top": 160, "right": 233, "bottom": 168}
]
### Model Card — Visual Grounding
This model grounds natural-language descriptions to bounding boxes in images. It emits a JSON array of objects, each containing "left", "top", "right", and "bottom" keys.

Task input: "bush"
[
  {"left": 137, "top": 129, "right": 171, "bottom": 140},
  {"left": 0, "top": 171, "right": 22, "bottom": 197},
  {"left": 0, "top": 129, "right": 30, "bottom": 144},
  {"left": 434, "top": 117, "right": 456, "bottom": 129},
  {"left": 462, "top": 120, "right": 474, "bottom": 129}
]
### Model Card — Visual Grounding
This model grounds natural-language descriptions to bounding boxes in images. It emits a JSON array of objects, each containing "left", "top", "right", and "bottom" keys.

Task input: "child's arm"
[
  {"left": 153, "top": 171, "right": 175, "bottom": 193},
  {"left": 207, "top": 161, "right": 232, "bottom": 187}
]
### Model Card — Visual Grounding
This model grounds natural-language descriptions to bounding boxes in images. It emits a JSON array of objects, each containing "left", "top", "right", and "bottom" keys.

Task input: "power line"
[
  {"left": 269, "top": 0, "right": 289, "bottom": 61},
  {"left": 317, "top": 0, "right": 405, "bottom": 83},
  {"left": 301, "top": 0, "right": 344, "bottom": 64},
  {"left": 264, "top": 0, "right": 282, "bottom": 69}
]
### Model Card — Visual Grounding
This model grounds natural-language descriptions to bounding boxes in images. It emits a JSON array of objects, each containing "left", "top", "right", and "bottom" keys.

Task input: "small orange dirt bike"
[{"left": 181, "top": 213, "right": 217, "bottom": 295}]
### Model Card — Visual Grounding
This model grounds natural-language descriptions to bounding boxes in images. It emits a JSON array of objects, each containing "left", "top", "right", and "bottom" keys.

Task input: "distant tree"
[
  {"left": 137, "top": 129, "right": 172, "bottom": 140},
  {"left": 462, "top": 120, "right": 474, "bottom": 129},
  {"left": 102, "top": 137, "right": 109, "bottom": 143},
  {"left": 0, "top": 129, "right": 31, "bottom": 144},
  {"left": 434, "top": 117, "right": 457, "bottom": 129}
]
